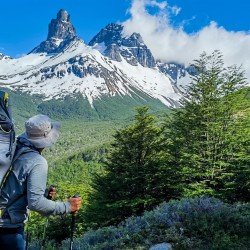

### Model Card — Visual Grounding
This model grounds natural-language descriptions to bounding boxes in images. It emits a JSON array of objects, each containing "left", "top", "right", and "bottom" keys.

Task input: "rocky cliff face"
[
  {"left": 157, "top": 62, "right": 188, "bottom": 82},
  {"left": 89, "top": 23, "right": 156, "bottom": 68},
  {"left": 30, "top": 9, "right": 78, "bottom": 54}
]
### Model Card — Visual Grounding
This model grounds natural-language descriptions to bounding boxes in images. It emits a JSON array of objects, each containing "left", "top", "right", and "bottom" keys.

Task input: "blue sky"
[
  {"left": 1, "top": 0, "right": 249, "bottom": 58},
  {"left": 1, "top": 0, "right": 250, "bottom": 80},
  {"left": 1, "top": 0, "right": 130, "bottom": 57}
]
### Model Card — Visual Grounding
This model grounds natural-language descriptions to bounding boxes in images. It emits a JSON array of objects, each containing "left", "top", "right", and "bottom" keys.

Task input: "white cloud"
[{"left": 123, "top": 0, "right": 250, "bottom": 80}]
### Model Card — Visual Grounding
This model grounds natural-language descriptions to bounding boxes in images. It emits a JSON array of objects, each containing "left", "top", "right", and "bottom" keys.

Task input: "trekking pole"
[
  {"left": 40, "top": 185, "right": 56, "bottom": 250},
  {"left": 25, "top": 226, "right": 30, "bottom": 250},
  {"left": 69, "top": 194, "right": 81, "bottom": 250}
]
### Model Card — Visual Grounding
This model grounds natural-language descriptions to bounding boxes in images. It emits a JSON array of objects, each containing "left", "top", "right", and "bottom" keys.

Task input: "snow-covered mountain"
[{"left": 0, "top": 9, "right": 192, "bottom": 109}]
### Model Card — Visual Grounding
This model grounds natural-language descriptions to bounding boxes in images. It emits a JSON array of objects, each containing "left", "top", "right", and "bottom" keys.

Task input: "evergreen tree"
[
  {"left": 85, "top": 107, "right": 181, "bottom": 227},
  {"left": 164, "top": 51, "right": 249, "bottom": 201}
]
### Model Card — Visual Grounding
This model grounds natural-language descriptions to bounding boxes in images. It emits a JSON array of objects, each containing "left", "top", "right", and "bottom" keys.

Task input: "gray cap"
[{"left": 20, "top": 114, "right": 61, "bottom": 148}]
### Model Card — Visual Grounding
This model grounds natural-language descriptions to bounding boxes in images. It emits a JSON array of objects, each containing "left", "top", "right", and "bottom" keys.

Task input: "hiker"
[{"left": 0, "top": 114, "right": 82, "bottom": 250}]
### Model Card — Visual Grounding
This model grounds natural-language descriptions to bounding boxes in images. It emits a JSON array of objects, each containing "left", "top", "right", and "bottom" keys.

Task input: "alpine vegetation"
[{"left": 58, "top": 197, "right": 250, "bottom": 250}]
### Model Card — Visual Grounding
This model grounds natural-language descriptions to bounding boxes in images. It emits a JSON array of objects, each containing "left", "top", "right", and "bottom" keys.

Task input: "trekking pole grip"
[
  {"left": 72, "top": 194, "right": 81, "bottom": 216},
  {"left": 48, "top": 185, "right": 56, "bottom": 200}
]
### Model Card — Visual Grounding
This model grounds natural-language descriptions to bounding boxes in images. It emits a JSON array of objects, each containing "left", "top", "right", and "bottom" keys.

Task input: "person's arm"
[{"left": 27, "top": 155, "right": 71, "bottom": 216}]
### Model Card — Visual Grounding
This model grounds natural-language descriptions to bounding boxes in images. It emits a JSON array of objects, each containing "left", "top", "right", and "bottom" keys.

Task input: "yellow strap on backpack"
[{"left": 4, "top": 92, "right": 9, "bottom": 107}]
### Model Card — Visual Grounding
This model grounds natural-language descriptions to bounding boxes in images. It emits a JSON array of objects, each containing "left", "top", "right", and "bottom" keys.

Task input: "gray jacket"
[{"left": 0, "top": 140, "right": 71, "bottom": 228}]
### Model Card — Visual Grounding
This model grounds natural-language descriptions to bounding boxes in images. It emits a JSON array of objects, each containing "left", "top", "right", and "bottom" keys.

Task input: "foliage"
[
  {"left": 92, "top": 88, "right": 168, "bottom": 120},
  {"left": 37, "top": 94, "right": 98, "bottom": 121},
  {"left": 84, "top": 107, "right": 182, "bottom": 228},
  {"left": 57, "top": 197, "right": 250, "bottom": 250},
  {"left": 37, "top": 91, "right": 169, "bottom": 121},
  {"left": 163, "top": 51, "right": 250, "bottom": 202}
]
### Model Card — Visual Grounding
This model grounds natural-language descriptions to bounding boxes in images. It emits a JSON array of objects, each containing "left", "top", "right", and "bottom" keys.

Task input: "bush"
[{"left": 58, "top": 197, "right": 250, "bottom": 250}]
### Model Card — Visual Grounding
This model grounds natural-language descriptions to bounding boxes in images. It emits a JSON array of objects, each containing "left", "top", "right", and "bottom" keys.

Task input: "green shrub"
[{"left": 58, "top": 197, "right": 250, "bottom": 250}]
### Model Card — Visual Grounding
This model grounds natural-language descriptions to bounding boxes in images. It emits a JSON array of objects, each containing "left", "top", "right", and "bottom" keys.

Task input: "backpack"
[
  {"left": 0, "top": 90, "right": 16, "bottom": 185},
  {"left": 0, "top": 91, "right": 39, "bottom": 218}
]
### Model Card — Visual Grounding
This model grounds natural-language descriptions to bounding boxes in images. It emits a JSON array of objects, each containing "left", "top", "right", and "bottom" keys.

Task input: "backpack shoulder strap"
[
  {"left": 0, "top": 91, "right": 11, "bottom": 123},
  {"left": 0, "top": 90, "right": 15, "bottom": 157}
]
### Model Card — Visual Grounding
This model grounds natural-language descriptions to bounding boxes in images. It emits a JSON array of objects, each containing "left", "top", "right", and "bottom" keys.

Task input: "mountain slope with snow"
[
  {"left": 0, "top": 9, "right": 194, "bottom": 119},
  {"left": 0, "top": 38, "right": 181, "bottom": 107}
]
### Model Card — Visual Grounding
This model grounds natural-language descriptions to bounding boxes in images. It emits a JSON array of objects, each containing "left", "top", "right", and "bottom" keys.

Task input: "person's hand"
[
  {"left": 68, "top": 196, "right": 82, "bottom": 213},
  {"left": 47, "top": 185, "right": 56, "bottom": 200}
]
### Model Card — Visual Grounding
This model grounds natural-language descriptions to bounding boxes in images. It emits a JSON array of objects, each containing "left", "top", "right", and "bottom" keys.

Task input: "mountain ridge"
[{"left": 0, "top": 9, "right": 193, "bottom": 119}]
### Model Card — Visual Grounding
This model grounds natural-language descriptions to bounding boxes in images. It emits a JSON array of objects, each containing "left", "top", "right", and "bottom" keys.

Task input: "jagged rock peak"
[
  {"left": 47, "top": 9, "right": 76, "bottom": 40},
  {"left": 105, "top": 23, "right": 122, "bottom": 31},
  {"left": 89, "top": 23, "right": 156, "bottom": 68},
  {"left": 30, "top": 9, "right": 80, "bottom": 54},
  {"left": 89, "top": 23, "right": 123, "bottom": 47},
  {"left": 89, "top": 23, "right": 144, "bottom": 47},
  {"left": 57, "top": 9, "right": 70, "bottom": 22}
]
